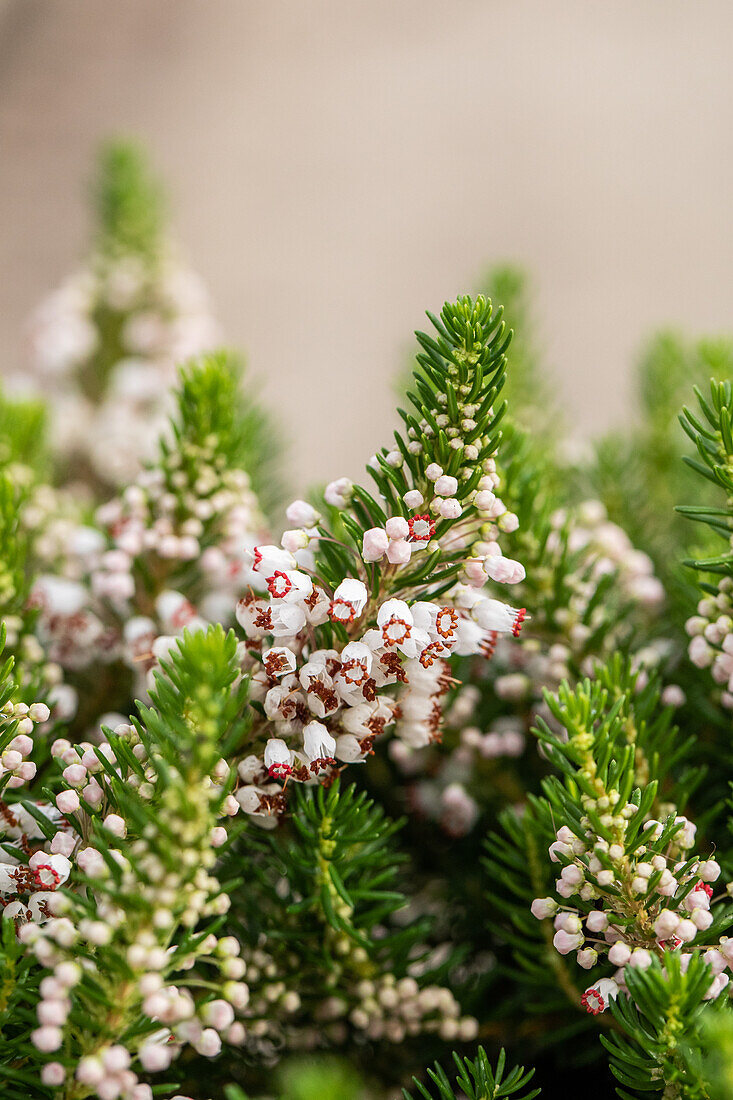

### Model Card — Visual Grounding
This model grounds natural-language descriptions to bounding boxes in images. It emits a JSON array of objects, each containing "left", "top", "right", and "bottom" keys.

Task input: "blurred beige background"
[{"left": 1, "top": 0, "right": 732, "bottom": 493}]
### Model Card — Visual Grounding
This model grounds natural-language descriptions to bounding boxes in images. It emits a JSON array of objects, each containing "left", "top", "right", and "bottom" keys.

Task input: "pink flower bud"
[
  {"left": 691, "top": 908, "right": 713, "bottom": 931},
  {"left": 586, "top": 911, "right": 609, "bottom": 933},
  {"left": 362, "top": 527, "right": 389, "bottom": 563},
  {"left": 31, "top": 1026, "right": 62, "bottom": 1052},
  {"left": 103, "top": 1045, "right": 130, "bottom": 1072},
  {"left": 140, "top": 1041, "right": 173, "bottom": 1072},
  {"left": 434, "top": 475, "right": 458, "bottom": 496},
  {"left": 608, "top": 942, "right": 631, "bottom": 966},
  {"left": 385, "top": 517, "right": 409, "bottom": 540},
  {"left": 50, "top": 832, "right": 75, "bottom": 857},
  {"left": 530, "top": 897, "right": 558, "bottom": 920},
  {"left": 83, "top": 781, "right": 104, "bottom": 809},
  {"left": 62, "top": 764, "right": 87, "bottom": 788},
  {"left": 77, "top": 1056, "right": 105, "bottom": 1086},
  {"left": 103, "top": 814, "right": 126, "bottom": 838},
  {"left": 484, "top": 555, "right": 526, "bottom": 584},
  {"left": 56, "top": 790, "right": 80, "bottom": 814},
  {"left": 195, "top": 1028, "right": 222, "bottom": 1058},
  {"left": 1, "top": 750, "right": 22, "bottom": 770},
  {"left": 553, "top": 929, "right": 583, "bottom": 955},
  {"left": 463, "top": 560, "right": 486, "bottom": 586},
  {"left": 201, "top": 999, "right": 235, "bottom": 1030},
  {"left": 576, "top": 948, "right": 598, "bottom": 969},
  {"left": 653, "top": 910, "right": 680, "bottom": 939},
  {"left": 705, "top": 948, "right": 727, "bottom": 975},
  {"left": 676, "top": 919, "right": 698, "bottom": 943},
  {"left": 281, "top": 529, "right": 309, "bottom": 552},
  {"left": 386, "top": 539, "right": 411, "bottom": 565},
  {"left": 661, "top": 684, "right": 686, "bottom": 708},
  {"left": 324, "top": 477, "right": 352, "bottom": 507},
  {"left": 41, "top": 1063, "right": 65, "bottom": 1086},
  {"left": 38, "top": 999, "right": 69, "bottom": 1026},
  {"left": 8, "top": 734, "right": 32, "bottom": 756},
  {"left": 474, "top": 490, "right": 496, "bottom": 512},
  {"left": 699, "top": 860, "right": 721, "bottom": 882},
  {"left": 77, "top": 847, "right": 105, "bottom": 877},
  {"left": 285, "top": 499, "right": 320, "bottom": 527},
  {"left": 498, "top": 511, "right": 519, "bottom": 532},
  {"left": 439, "top": 498, "right": 462, "bottom": 520},
  {"left": 223, "top": 981, "right": 250, "bottom": 1009}
]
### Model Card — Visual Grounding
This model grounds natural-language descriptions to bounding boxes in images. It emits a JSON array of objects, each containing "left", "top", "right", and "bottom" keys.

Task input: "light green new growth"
[
  {"left": 93, "top": 140, "right": 165, "bottom": 264},
  {"left": 402, "top": 1046, "right": 540, "bottom": 1100}
]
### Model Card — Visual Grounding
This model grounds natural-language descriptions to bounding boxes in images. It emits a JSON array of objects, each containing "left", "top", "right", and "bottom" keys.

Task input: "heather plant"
[
  {"left": 11, "top": 142, "right": 216, "bottom": 490},
  {"left": 3, "top": 150, "right": 733, "bottom": 1100},
  {"left": 1, "top": 291, "right": 537, "bottom": 1099}
]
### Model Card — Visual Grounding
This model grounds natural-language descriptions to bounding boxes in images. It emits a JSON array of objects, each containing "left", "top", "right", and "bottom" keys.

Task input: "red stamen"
[
  {"left": 267, "top": 571, "right": 293, "bottom": 599},
  {"left": 32, "top": 864, "right": 61, "bottom": 889},
  {"left": 329, "top": 599, "right": 356, "bottom": 624},
  {"left": 407, "top": 514, "right": 435, "bottom": 542},
  {"left": 382, "top": 617, "right": 411, "bottom": 646},
  {"left": 580, "top": 989, "right": 604, "bottom": 1015},
  {"left": 436, "top": 607, "right": 458, "bottom": 638},
  {"left": 267, "top": 763, "right": 293, "bottom": 780}
]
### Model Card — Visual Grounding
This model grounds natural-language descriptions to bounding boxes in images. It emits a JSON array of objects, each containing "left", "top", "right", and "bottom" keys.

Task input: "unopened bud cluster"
[{"left": 687, "top": 577, "right": 733, "bottom": 710}]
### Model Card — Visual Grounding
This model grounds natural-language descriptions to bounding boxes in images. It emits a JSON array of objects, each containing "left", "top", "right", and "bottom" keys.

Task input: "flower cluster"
[
  {"left": 15, "top": 627, "right": 252, "bottom": 1098},
  {"left": 227, "top": 778, "right": 478, "bottom": 1067},
  {"left": 13, "top": 143, "right": 219, "bottom": 490},
  {"left": 521, "top": 662, "right": 733, "bottom": 1047},
  {"left": 534, "top": 817, "right": 727, "bottom": 1009},
  {"left": 235, "top": 532, "right": 525, "bottom": 814},
  {"left": 25, "top": 356, "right": 267, "bottom": 737},
  {"left": 687, "top": 577, "right": 733, "bottom": 709},
  {"left": 386, "top": 474, "right": 667, "bottom": 839},
  {"left": 4, "top": 236, "right": 732, "bottom": 1100},
  {"left": 490, "top": 499, "right": 664, "bottom": 714}
]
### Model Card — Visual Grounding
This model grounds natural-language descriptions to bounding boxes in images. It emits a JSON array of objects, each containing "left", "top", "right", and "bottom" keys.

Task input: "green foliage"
[
  {"left": 225, "top": 1056, "right": 368, "bottom": 1100},
  {"left": 0, "top": 473, "right": 49, "bottom": 707},
  {"left": 602, "top": 953, "right": 718, "bottom": 1099},
  {"left": 587, "top": 333, "right": 727, "bottom": 586},
  {"left": 230, "top": 780, "right": 439, "bottom": 1014},
  {"left": 317, "top": 294, "right": 510, "bottom": 596},
  {"left": 93, "top": 140, "right": 164, "bottom": 263},
  {"left": 700, "top": 1009, "right": 733, "bottom": 1100},
  {"left": 0, "top": 388, "right": 48, "bottom": 482},
  {"left": 405, "top": 295, "right": 510, "bottom": 491},
  {"left": 20, "top": 627, "right": 251, "bottom": 1087},
  {"left": 275, "top": 1057, "right": 367, "bottom": 1100},
  {"left": 171, "top": 352, "right": 284, "bottom": 515},
  {"left": 0, "top": 916, "right": 42, "bottom": 1099},
  {"left": 270, "top": 780, "right": 408, "bottom": 946},
  {"left": 484, "top": 796, "right": 598, "bottom": 1035},
  {"left": 479, "top": 266, "right": 557, "bottom": 441},
  {"left": 135, "top": 622, "right": 251, "bottom": 781},
  {"left": 534, "top": 657, "right": 697, "bottom": 811},
  {"left": 641, "top": 334, "right": 733, "bottom": 456},
  {"left": 0, "top": 476, "right": 31, "bottom": 623},
  {"left": 403, "top": 1046, "right": 540, "bottom": 1100},
  {"left": 678, "top": 380, "right": 733, "bottom": 578}
]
